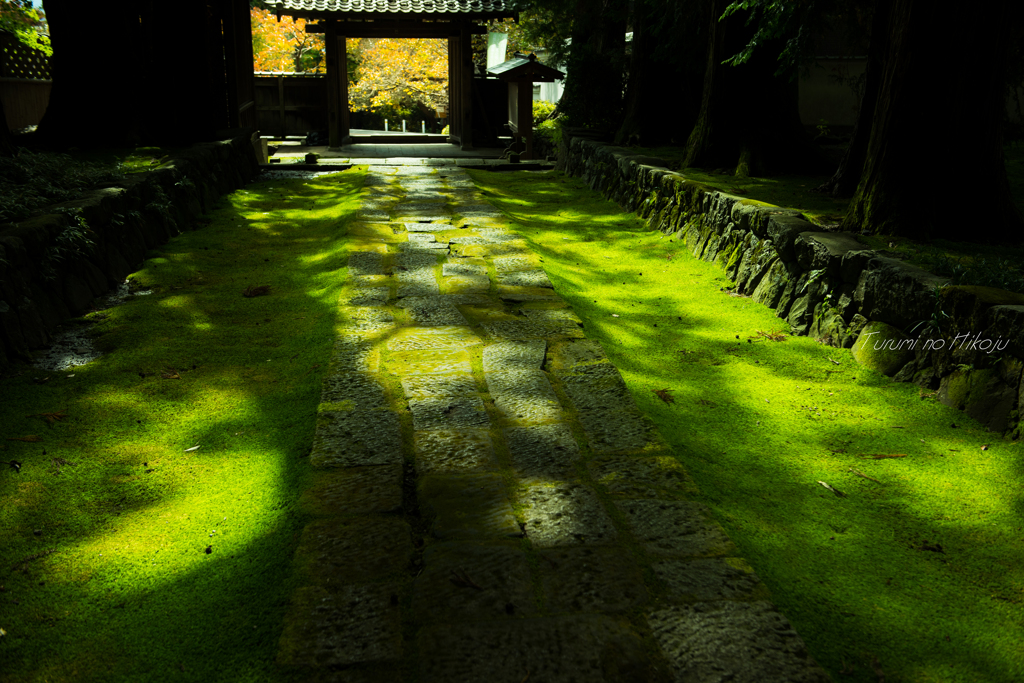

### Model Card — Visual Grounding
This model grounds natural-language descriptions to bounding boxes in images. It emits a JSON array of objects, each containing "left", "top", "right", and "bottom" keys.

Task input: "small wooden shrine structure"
[
  {"left": 487, "top": 52, "right": 563, "bottom": 160},
  {"left": 264, "top": 0, "right": 515, "bottom": 149}
]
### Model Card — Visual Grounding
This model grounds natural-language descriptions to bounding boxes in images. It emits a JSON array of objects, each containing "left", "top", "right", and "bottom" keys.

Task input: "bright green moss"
[
  {"left": 466, "top": 167, "right": 1024, "bottom": 683},
  {"left": 0, "top": 167, "right": 365, "bottom": 683}
]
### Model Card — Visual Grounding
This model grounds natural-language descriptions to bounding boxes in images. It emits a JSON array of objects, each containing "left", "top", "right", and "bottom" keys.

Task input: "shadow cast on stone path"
[{"left": 275, "top": 164, "right": 832, "bottom": 682}]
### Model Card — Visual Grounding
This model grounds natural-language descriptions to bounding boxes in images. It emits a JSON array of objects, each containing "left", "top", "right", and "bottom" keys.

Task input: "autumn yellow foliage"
[
  {"left": 349, "top": 38, "right": 448, "bottom": 113},
  {"left": 251, "top": 7, "right": 324, "bottom": 73}
]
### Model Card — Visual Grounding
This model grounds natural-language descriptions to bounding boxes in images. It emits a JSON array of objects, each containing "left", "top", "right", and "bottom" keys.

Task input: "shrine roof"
[{"left": 265, "top": 0, "right": 514, "bottom": 20}]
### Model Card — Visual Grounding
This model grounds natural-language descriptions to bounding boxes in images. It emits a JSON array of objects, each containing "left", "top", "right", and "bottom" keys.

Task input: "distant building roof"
[
  {"left": 487, "top": 52, "right": 564, "bottom": 82},
  {"left": 265, "top": 0, "right": 513, "bottom": 20}
]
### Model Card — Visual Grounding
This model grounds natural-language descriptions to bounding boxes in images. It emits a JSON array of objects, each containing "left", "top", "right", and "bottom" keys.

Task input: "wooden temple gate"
[{"left": 265, "top": 0, "right": 515, "bottom": 149}]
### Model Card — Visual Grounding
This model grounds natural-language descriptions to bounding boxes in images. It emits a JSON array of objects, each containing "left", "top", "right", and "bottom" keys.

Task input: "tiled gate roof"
[{"left": 265, "top": 0, "right": 513, "bottom": 17}]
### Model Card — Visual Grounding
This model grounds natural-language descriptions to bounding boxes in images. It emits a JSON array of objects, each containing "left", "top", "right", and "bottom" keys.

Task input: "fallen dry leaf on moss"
[
  {"left": 915, "top": 540, "right": 944, "bottom": 553},
  {"left": 161, "top": 371, "right": 181, "bottom": 380},
  {"left": 653, "top": 388, "right": 675, "bottom": 404},
  {"left": 449, "top": 567, "right": 484, "bottom": 590},
  {"left": 33, "top": 412, "right": 67, "bottom": 424},
  {"left": 6, "top": 436, "right": 41, "bottom": 443},
  {"left": 818, "top": 480, "right": 847, "bottom": 497},
  {"left": 754, "top": 329, "right": 787, "bottom": 342},
  {"left": 864, "top": 454, "right": 907, "bottom": 460},
  {"left": 243, "top": 284, "right": 271, "bottom": 298}
]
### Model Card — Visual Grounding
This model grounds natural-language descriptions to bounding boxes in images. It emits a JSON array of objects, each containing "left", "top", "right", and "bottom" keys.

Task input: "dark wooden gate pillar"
[
  {"left": 326, "top": 23, "right": 350, "bottom": 148},
  {"left": 458, "top": 22, "right": 473, "bottom": 150}
]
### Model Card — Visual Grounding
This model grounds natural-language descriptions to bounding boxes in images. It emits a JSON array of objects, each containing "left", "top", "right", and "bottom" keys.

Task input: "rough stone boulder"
[{"left": 852, "top": 320, "right": 915, "bottom": 377}]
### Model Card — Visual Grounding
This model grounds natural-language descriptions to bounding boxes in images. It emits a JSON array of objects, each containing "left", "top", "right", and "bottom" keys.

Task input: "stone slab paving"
[{"left": 278, "top": 164, "right": 831, "bottom": 682}]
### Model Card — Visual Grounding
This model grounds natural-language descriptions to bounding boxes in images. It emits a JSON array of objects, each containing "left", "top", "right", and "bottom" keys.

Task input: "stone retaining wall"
[
  {"left": 0, "top": 133, "right": 262, "bottom": 369},
  {"left": 563, "top": 135, "right": 1024, "bottom": 437}
]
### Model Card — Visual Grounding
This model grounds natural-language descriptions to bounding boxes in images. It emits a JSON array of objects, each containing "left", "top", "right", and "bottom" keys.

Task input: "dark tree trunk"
[
  {"left": 684, "top": 0, "right": 821, "bottom": 176},
  {"left": 35, "top": 0, "right": 146, "bottom": 148},
  {"left": 0, "top": 95, "right": 14, "bottom": 156},
  {"left": 814, "top": 0, "right": 891, "bottom": 198},
  {"left": 615, "top": 0, "right": 706, "bottom": 146},
  {"left": 559, "top": 0, "right": 629, "bottom": 133},
  {"left": 143, "top": 1, "right": 228, "bottom": 144},
  {"left": 36, "top": 0, "right": 227, "bottom": 149},
  {"left": 843, "top": 0, "right": 1024, "bottom": 243},
  {"left": 614, "top": 3, "right": 649, "bottom": 145}
]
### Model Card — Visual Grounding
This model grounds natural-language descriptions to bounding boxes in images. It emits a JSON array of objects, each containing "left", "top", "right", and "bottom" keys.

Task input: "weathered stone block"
[
  {"left": 342, "top": 287, "right": 390, "bottom": 307},
  {"left": 417, "top": 474, "right": 520, "bottom": 539},
  {"left": 794, "top": 231, "right": 866, "bottom": 274},
  {"left": 654, "top": 557, "right": 765, "bottom": 602},
  {"left": 646, "top": 601, "right": 830, "bottom": 683},
  {"left": 550, "top": 339, "right": 608, "bottom": 371},
  {"left": 340, "top": 307, "right": 395, "bottom": 333},
  {"left": 482, "top": 339, "right": 547, "bottom": 371},
  {"left": 482, "top": 319, "right": 553, "bottom": 340},
  {"left": 505, "top": 423, "right": 580, "bottom": 479},
  {"left": 400, "top": 373, "right": 477, "bottom": 399},
  {"left": 851, "top": 321, "right": 914, "bottom": 377},
  {"left": 559, "top": 363, "right": 658, "bottom": 453},
  {"left": 615, "top": 499, "right": 734, "bottom": 557},
  {"left": 414, "top": 429, "right": 499, "bottom": 474},
  {"left": 417, "top": 615, "right": 661, "bottom": 683},
  {"left": 539, "top": 546, "right": 650, "bottom": 614},
  {"left": 589, "top": 456, "right": 697, "bottom": 499},
  {"left": 294, "top": 516, "right": 414, "bottom": 585},
  {"left": 855, "top": 255, "right": 949, "bottom": 330},
  {"left": 278, "top": 584, "right": 404, "bottom": 668},
  {"left": 386, "top": 326, "right": 482, "bottom": 350},
  {"left": 395, "top": 296, "right": 469, "bottom": 326},
  {"left": 321, "top": 372, "right": 389, "bottom": 410},
  {"left": 497, "top": 270, "right": 554, "bottom": 289},
  {"left": 300, "top": 465, "right": 403, "bottom": 515},
  {"left": 486, "top": 369, "right": 563, "bottom": 424},
  {"left": 412, "top": 542, "right": 536, "bottom": 622},
  {"left": 388, "top": 348, "right": 472, "bottom": 375},
  {"left": 310, "top": 409, "right": 404, "bottom": 468},
  {"left": 520, "top": 482, "right": 618, "bottom": 547},
  {"left": 408, "top": 395, "right": 490, "bottom": 430},
  {"left": 750, "top": 258, "right": 788, "bottom": 309}
]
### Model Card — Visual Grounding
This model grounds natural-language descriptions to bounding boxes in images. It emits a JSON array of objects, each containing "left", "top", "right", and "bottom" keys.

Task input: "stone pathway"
[{"left": 277, "top": 164, "right": 831, "bottom": 682}]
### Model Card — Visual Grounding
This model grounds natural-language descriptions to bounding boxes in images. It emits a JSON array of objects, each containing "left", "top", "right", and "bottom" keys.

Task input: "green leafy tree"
[
  {"left": 682, "top": 0, "right": 823, "bottom": 176},
  {"left": 616, "top": 0, "right": 709, "bottom": 146},
  {"left": 512, "top": 0, "right": 629, "bottom": 131},
  {"left": 0, "top": 0, "right": 50, "bottom": 155},
  {"left": 0, "top": 0, "right": 49, "bottom": 55},
  {"left": 713, "top": 0, "right": 1024, "bottom": 242},
  {"left": 841, "top": 0, "right": 1024, "bottom": 242}
]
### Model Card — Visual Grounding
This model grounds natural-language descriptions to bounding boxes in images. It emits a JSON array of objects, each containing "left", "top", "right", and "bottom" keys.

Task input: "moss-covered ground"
[
  {"left": 0, "top": 168, "right": 364, "bottom": 681},
  {"left": 466, "top": 168, "right": 1024, "bottom": 683}
]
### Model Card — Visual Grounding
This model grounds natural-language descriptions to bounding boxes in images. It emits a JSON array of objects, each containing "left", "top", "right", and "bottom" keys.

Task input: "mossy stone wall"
[
  {"left": 0, "top": 133, "right": 261, "bottom": 369},
  {"left": 562, "top": 134, "right": 1024, "bottom": 437}
]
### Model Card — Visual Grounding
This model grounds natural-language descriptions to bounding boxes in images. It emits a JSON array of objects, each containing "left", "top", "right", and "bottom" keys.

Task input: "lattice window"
[{"left": 1, "top": 34, "right": 52, "bottom": 81}]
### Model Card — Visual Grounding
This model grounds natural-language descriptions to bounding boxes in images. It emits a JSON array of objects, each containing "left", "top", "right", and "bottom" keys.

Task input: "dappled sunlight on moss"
[
  {"left": 0, "top": 167, "right": 367, "bottom": 682},
  {"left": 467, "top": 168, "right": 1024, "bottom": 683}
]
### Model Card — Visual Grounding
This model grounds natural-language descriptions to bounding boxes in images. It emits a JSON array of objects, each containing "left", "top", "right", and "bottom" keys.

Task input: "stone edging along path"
[
  {"left": 276, "top": 164, "right": 831, "bottom": 682},
  {"left": 561, "top": 136, "right": 1024, "bottom": 437}
]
